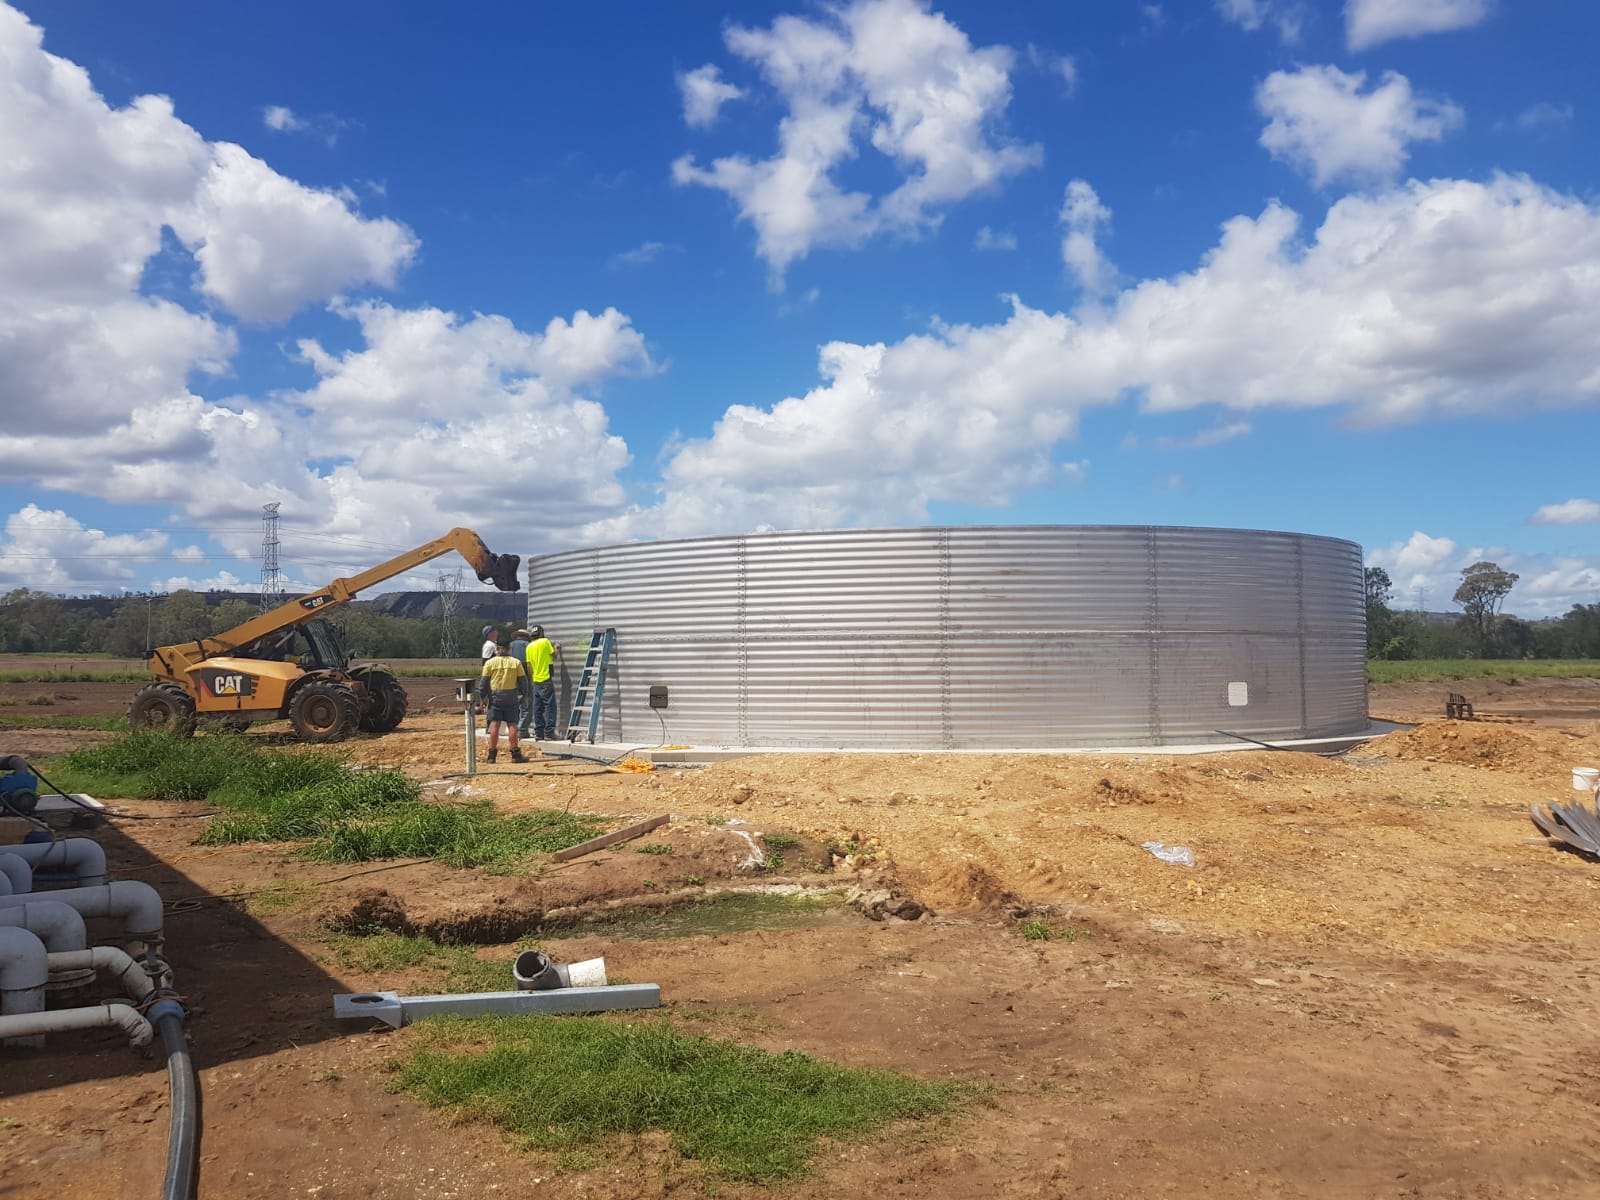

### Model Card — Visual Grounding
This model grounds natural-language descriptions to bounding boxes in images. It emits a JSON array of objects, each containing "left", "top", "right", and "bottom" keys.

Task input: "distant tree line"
[
  {"left": 1366, "top": 561, "right": 1600, "bottom": 660},
  {"left": 0, "top": 588, "right": 477, "bottom": 660},
  {"left": 6, "top": 567, "right": 1596, "bottom": 664}
]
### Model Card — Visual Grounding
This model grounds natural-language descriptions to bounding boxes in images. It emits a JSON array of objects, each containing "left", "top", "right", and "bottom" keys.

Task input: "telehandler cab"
[{"left": 128, "top": 528, "right": 520, "bottom": 743}]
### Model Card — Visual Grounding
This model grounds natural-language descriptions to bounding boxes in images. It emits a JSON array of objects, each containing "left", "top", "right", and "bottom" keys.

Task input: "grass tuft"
[
  {"left": 327, "top": 932, "right": 520, "bottom": 993},
  {"left": 394, "top": 1015, "right": 968, "bottom": 1182},
  {"left": 1020, "top": 919, "right": 1092, "bottom": 943},
  {"left": 50, "top": 732, "right": 602, "bottom": 868}
]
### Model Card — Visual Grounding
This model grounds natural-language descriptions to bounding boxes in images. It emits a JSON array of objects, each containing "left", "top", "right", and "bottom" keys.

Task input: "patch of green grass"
[
  {"left": 673, "top": 1004, "right": 779, "bottom": 1035},
  {"left": 1367, "top": 658, "right": 1600, "bottom": 684},
  {"left": 49, "top": 732, "right": 603, "bottom": 868},
  {"left": 760, "top": 832, "right": 800, "bottom": 851},
  {"left": 245, "top": 879, "right": 320, "bottom": 916},
  {"left": 0, "top": 714, "right": 128, "bottom": 731},
  {"left": 0, "top": 670, "right": 148, "bottom": 683},
  {"left": 393, "top": 1015, "right": 969, "bottom": 1182},
  {"left": 326, "top": 932, "right": 523, "bottom": 993},
  {"left": 635, "top": 843, "right": 674, "bottom": 855},
  {"left": 544, "top": 892, "right": 844, "bottom": 941},
  {"left": 1020, "top": 920, "right": 1092, "bottom": 943}
]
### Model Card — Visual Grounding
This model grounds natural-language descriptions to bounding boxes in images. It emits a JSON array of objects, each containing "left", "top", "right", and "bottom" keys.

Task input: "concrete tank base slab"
[{"left": 534, "top": 720, "right": 1408, "bottom": 768}]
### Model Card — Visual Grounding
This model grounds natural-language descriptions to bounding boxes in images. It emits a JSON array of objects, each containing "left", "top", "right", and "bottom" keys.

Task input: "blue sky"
[{"left": 0, "top": 0, "right": 1596, "bottom": 617}]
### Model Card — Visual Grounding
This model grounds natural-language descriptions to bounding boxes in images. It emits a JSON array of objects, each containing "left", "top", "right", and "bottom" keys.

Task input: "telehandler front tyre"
[
  {"left": 129, "top": 683, "right": 197, "bottom": 736},
  {"left": 354, "top": 669, "right": 409, "bottom": 733},
  {"left": 289, "top": 680, "right": 360, "bottom": 744}
]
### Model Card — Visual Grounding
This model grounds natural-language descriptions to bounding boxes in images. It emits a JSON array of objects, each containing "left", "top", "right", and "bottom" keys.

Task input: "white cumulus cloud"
[
  {"left": 1531, "top": 499, "right": 1600, "bottom": 525},
  {"left": 262, "top": 104, "right": 305, "bottom": 133},
  {"left": 1256, "top": 65, "right": 1463, "bottom": 187},
  {"left": 1059, "top": 179, "right": 1115, "bottom": 294},
  {"left": 677, "top": 65, "right": 746, "bottom": 128},
  {"left": 0, "top": 505, "right": 171, "bottom": 592},
  {"left": 1346, "top": 0, "right": 1493, "bottom": 51},
  {"left": 674, "top": 0, "right": 1040, "bottom": 278},
  {"left": 261, "top": 104, "right": 354, "bottom": 147},
  {"left": 283, "top": 300, "right": 654, "bottom": 537},
  {"left": 168, "top": 143, "right": 417, "bottom": 323},
  {"left": 0, "top": 2, "right": 642, "bottom": 571},
  {"left": 595, "top": 174, "right": 1600, "bottom": 542},
  {"left": 974, "top": 226, "right": 1016, "bottom": 251},
  {"left": 1216, "top": 0, "right": 1307, "bottom": 43}
]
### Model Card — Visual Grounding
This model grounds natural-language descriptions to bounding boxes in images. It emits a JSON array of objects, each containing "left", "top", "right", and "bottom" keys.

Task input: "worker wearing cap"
[
  {"left": 478, "top": 627, "right": 499, "bottom": 729},
  {"left": 477, "top": 642, "right": 527, "bottom": 764},
  {"left": 524, "top": 624, "right": 561, "bottom": 741},
  {"left": 509, "top": 628, "right": 533, "bottom": 736}
]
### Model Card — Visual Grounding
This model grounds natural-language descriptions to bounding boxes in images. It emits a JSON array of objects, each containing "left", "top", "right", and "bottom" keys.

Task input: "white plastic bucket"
[
  {"left": 565, "top": 957, "right": 608, "bottom": 988},
  {"left": 1573, "top": 767, "right": 1600, "bottom": 792}
]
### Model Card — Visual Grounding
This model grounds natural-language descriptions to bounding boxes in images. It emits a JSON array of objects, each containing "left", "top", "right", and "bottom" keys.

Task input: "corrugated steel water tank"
[{"left": 527, "top": 526, "right": 1367, "bottom": 750}]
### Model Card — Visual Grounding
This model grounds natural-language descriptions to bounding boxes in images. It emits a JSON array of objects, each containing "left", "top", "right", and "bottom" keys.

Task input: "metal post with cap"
[{"left": 454, "top": 677, "right": 478, "bottom": 774}]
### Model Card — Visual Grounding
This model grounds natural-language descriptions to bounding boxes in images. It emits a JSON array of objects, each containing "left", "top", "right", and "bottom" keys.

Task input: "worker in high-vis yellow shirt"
[
  {"left": 524, "top": 624, "right": 561, "bottom": 741},
  {"left": 478, "top": 642, "right": 527, "bottom": 763}
]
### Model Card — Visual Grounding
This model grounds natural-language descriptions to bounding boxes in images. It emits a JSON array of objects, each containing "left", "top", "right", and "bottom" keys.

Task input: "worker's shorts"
[{"left": 486, "top": 691, "right": 520, "bottom": 726}]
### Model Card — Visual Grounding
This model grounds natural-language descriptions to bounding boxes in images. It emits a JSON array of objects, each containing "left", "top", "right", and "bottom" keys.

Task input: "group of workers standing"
[{"left": 477, "top": 624, "right": 560, "bottom": 764}]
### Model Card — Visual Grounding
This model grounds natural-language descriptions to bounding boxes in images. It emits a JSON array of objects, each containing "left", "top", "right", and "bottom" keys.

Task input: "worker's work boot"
[
  {"left": 486, "top": 749, "right": 497, "bottom": 764},
  {"left": 511, "top": 749, "right": 528, "bottom": 764}
]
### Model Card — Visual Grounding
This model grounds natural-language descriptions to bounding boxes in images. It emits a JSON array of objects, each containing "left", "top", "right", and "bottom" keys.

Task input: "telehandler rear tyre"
[
  {"left": 129, "top": 682, "right": 197, "bottom": 736},
  {"left": 289, "top": 680, "right": 360, "bottom": 744}
]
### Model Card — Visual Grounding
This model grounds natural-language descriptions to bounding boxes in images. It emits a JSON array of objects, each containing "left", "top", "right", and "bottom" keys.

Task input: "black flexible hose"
[{"left": 153, "top": 1004, "right": 200, "bottom": 1200}]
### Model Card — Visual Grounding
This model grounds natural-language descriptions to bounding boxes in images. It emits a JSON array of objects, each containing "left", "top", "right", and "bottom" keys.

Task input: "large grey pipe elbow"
[
  {"left": 0, "top": 901, "right": 87, "bottom": 953},
  {"left": 0, "top": 853, "right": 32, "bottom": 894},
  {"left": 0, "top": 839, "right": 109, "bottom": 888},
  {"left": 0, "top": 925, "right": 48, "bottom": 1048},
  {"left": 47, "top": 947, "right": 164, "bottom": 1001},
  {"left": 0, "top": 880, "right": 164, "bottom": 944}
]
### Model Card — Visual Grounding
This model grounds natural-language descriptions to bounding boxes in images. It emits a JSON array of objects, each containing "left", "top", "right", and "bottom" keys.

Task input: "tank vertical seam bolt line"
[
  {"left": 736, "top": 537, "right": 749, "bottom": 747},
  {"left": 938, "top": 528, "right": 953, "bottom": 750},
  {"left": 1295, "top": 537, "right": 1309, "bottom": 739},
  {"left": 1147, "top": 528, "right": 1161, "bottom": 745}
]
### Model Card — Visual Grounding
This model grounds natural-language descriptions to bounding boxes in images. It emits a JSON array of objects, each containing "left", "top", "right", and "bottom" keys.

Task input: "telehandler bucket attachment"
[{"left": 479, "top": 553, "right": 522, "bottom": 592}]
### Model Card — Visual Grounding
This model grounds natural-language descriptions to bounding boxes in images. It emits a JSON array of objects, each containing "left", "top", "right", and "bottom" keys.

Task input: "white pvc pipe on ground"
[
  {"left": 0, "top": 880, "right": 163, "bottom": 943},
  {"left": 0, "top": 900, "right": 87, "bottom": 953},
  {"left": 0, "top": 853, "right": 31, "bottom": 894},
  {"left": 0, "top": 839, "right": 109, "bottom": 888},
  {"left": 0, "top": 1001, "right": 153, "bottom": 1048}
]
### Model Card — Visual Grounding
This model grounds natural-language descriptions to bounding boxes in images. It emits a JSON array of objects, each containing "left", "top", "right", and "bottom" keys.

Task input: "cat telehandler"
[{"left": 128, "top": 528, "right": 520, "bottom": 743}]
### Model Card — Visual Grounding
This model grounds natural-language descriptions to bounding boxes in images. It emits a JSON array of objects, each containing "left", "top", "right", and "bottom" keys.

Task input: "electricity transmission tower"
[
  {"left": 259, "top": 502, "right": 283, "bottom": 610},
  {"left": 437, "top": 568, "right": 462, "bottom": 657}
]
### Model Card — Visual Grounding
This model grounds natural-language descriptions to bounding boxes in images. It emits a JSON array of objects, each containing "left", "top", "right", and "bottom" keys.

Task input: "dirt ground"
[{"left": 4, "top": 677, "right": 1600, "bottom": 1199}]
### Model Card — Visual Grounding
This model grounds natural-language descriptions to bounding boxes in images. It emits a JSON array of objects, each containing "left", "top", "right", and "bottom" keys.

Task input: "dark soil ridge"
[{"left": 323, "top": 877, "right": 927, "bottom": 945}]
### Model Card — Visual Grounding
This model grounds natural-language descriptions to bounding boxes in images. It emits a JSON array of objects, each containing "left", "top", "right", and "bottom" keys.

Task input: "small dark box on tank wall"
[{"left": 648, "top": 684, "right": 669, "bottom": 709}]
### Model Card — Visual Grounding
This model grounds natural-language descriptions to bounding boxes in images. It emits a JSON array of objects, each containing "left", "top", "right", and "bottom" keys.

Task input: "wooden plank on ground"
[{"left": 553, "top": 814, "right": 671, "bottom": 862}]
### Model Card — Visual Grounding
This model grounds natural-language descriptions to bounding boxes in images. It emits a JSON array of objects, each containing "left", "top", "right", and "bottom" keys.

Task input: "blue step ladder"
[{"left": 566, "top": 628, "right": 615, "bottom": 744}]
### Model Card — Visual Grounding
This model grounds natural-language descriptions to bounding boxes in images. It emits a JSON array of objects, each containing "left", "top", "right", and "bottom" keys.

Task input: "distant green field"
[
  {"left": 4, "top": 653, "right": 1596, "bottom": 688},
  {"left": 1368, "top": 659, "right": 1600, "bottom": 684}
]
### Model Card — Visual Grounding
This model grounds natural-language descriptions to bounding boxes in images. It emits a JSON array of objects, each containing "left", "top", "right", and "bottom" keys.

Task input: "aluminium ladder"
[{"left": 565, "top": 628, "right": 615, "bottom": 744}]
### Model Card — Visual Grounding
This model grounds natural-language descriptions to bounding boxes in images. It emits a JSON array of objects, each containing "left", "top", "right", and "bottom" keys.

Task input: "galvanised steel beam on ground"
[{"left": 332, "top": 984, "right": 661, "bottom": 1029}]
